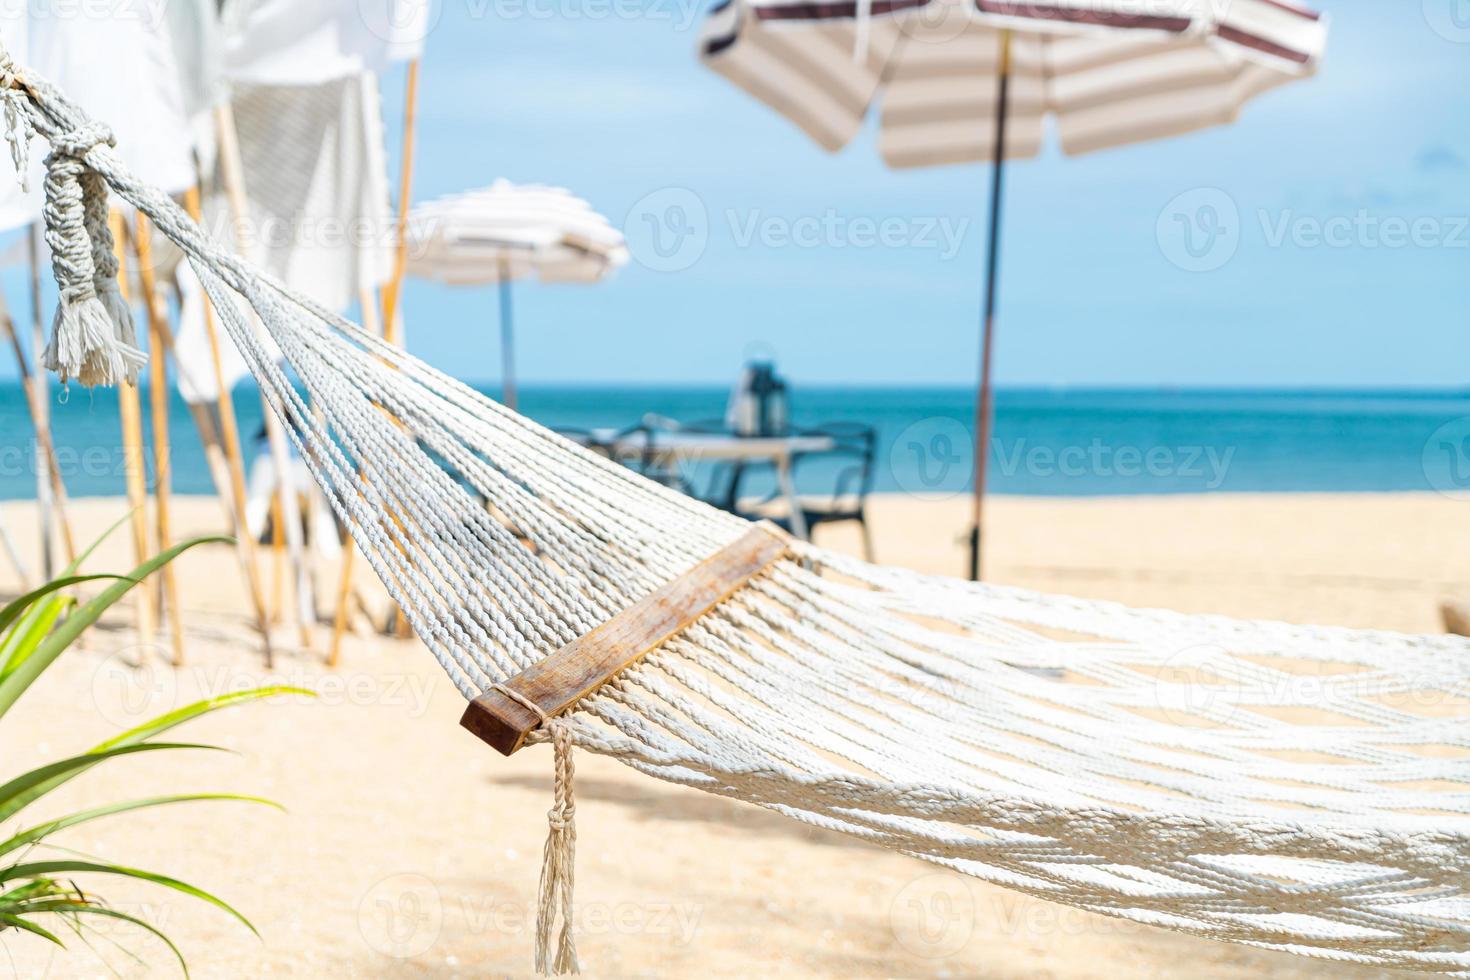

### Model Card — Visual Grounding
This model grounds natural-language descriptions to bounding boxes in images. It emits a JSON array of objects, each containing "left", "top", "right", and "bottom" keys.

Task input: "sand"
[{"left": 0, "top": 491, "right": 1463, "bottom": 979}]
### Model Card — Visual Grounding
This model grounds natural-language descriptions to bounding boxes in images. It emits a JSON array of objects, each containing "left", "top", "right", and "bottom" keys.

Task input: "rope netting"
[{"left": 7, "top": 48, "right": 1470, "bottom": 976}]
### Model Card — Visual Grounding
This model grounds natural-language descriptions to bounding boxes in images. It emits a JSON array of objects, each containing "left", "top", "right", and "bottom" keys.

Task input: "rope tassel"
[
  {"left": 38, "top": 123, "right": 142, "bottom": 387},
  {"left": 535, "top": 720, "right": 579, "bottom": 975}
]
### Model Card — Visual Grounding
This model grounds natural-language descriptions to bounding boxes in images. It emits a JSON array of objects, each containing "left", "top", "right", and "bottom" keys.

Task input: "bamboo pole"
[
  {"left": 0, "top": 274, "right": 76, "bottom": 567},
  {"left": 330, "top": 59, "right": 421, "bottom": 666},
  {"left": 358, "top": 285, "right": 381, "bottom": 338},
  {"left": 380, "top": 58, "right": 419, "bottom": 348},
  {"left": 1, "top": 315, "right": 77, "bottom": 564},
  {"left": 132, "top": 215, "right": 186, "bottom": 665},
  {"left": 270, "top": 493, "right": 285, "bottom": 624},
  {"left": 24, "top": 225, "right": 74, "bottom": 573},
  {"left": 110, "top": 210, "right": 155, "bottom": 648},
  {"left": 0, "top": 515, "right": 27, "bottom": 590},
  {"left": 213, "top": 101, "right": 315, "bottom": 647},
  {"left": 180, "top": 185, "right": 275, "bottom": 666},
  {"left": 325, "top": 287, "right": 386, "bottom": 664}
]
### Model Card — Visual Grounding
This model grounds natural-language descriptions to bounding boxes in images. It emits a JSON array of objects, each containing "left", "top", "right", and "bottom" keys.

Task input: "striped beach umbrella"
[
  {"left": 701, "top": 0, "right": 1326, "bottom": 578},
  {"left": 406, "top": 180, "right": 628, "bottom": 410}
]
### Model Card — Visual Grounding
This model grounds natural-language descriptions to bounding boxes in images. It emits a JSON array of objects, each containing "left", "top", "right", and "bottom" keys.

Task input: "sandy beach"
[{"left": 1, "top": 491, "right": 1463, "bottom": 979}]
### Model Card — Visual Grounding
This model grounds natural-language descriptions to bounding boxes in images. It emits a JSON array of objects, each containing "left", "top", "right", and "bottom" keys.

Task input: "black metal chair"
[
  {"left": 607, "top": 422, "right": 696, "bottom": 495},
  {"left": 550, "top": 426, "right": 614, "bottom": 459},
  {"left": 730, "top": 422, "right": 877, "bottom": 560}
]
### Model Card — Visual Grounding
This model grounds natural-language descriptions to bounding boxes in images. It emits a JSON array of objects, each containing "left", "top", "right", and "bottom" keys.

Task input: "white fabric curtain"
[
  {"left": 179, "top": 72, "right": 391, "bottom": 403},
  {"left": 222, "top": 0, "right": 429, "bottom": 86},
  {"left": 28, "top": 6, "right": 197, "bottom": 195}
]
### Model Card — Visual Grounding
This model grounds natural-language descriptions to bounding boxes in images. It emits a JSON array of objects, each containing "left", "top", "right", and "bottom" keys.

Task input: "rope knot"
[
  {"left": 48, "top": 121, "right": 114, "bottom": 160},
  {"left": 39, "top": 118, "right": 141, "bottom": 387}
]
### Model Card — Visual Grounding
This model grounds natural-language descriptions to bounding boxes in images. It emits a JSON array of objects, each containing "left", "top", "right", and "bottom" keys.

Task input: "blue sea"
[{"left": 2, "top": 383, "right": 1469, "bottom": 500}]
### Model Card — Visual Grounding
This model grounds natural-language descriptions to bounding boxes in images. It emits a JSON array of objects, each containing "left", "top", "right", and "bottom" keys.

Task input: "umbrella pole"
[
  {"left": 498, "top": 259, "right": 517, "bottom": 412},
  {"left": 968, "top": 29, "right": 1011, "bottom": 582}
]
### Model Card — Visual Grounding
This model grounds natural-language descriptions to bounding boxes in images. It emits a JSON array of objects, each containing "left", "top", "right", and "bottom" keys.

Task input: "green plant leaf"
[
  {"left": 0, "top": 537, "right": 230, "bottom": 718},
  {"left": 0, "top": 910, "right": 65, "bottom": 945},
  {"left": 0, "top": 575, "right": 122, "bottom": 638},
  {"left": 92, "top": 686, "right": 313, "bottom": 752},
  {"left": 0, "top": 879, "right": 69, "bottom": 905},
  {"left": 0, "top": 862, "right": 256, "bottom": 936},
  {"left": 0, "top": 795, "right": 281, "bottom": 859},
  {"left": 0, "top": 688, "right": 304, "bottom": 830},
  {"left": 61, "top": 510, "right": 138, "bottom": 577},
  {"left": 0, "top": 594, "right": 70, "bottom": 686},
  {"left": 0, "top": 744, "right": 226, "bottom": 826},
  {"left": 39, "top": 903, "right": 189, "bottom": 977}
]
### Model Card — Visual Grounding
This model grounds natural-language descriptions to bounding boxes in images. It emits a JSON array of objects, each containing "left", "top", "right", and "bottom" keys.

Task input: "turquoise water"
[{"left": 2, "top": 383, "right": 1469, "bottom": 500}]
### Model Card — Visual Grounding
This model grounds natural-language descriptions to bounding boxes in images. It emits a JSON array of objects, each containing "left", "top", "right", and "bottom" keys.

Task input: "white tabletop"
[{"left": 588, "top": 429, "right": 835, "bottom": 461}]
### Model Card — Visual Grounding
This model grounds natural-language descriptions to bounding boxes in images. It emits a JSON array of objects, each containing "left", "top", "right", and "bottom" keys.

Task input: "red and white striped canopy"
[{"left": 700, "top": 0, "right": 1326, "bottom": 166}]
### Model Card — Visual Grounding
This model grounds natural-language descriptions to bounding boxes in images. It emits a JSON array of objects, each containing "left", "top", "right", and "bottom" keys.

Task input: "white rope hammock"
[{"left": 8, "top": 49, "right": 1470, "bottom": 977}]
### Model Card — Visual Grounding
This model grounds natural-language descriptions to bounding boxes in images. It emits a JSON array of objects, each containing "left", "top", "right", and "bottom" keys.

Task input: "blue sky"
[{"left": 10, "top": 0, "right": 1470, "bottom": 388}]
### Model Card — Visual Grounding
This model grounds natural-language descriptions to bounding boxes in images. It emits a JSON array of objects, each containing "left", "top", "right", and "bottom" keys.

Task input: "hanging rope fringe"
[
  {"left": 493, "top": 683, "right": 579, "bottom": 975},
  {"left": 536, "top": 722, "right": 579, "bottom": 975},
  {"left": 0, "top": 83, "right": 29, "bottom": 192},
  {"left": 38, "top": 123, "right": 142, "bottom": 387}
]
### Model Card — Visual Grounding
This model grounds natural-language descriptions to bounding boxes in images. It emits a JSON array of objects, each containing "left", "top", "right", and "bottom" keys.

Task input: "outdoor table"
[{"left": 584, "top": 429, "right": 837, "bottom": 540}]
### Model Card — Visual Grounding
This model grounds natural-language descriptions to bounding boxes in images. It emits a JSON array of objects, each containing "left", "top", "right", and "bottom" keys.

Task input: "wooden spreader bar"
[{"left": 460, "top": 523, "right": 791, "bottom": 756}]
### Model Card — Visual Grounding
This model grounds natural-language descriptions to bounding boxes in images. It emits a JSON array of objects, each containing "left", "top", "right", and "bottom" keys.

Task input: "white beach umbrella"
[
  {"left": 700, "top": 0, "right": 1327, "bottom": 578},
  {"left": 406, "top": 180, "right": 629, "bottom": 409}
]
